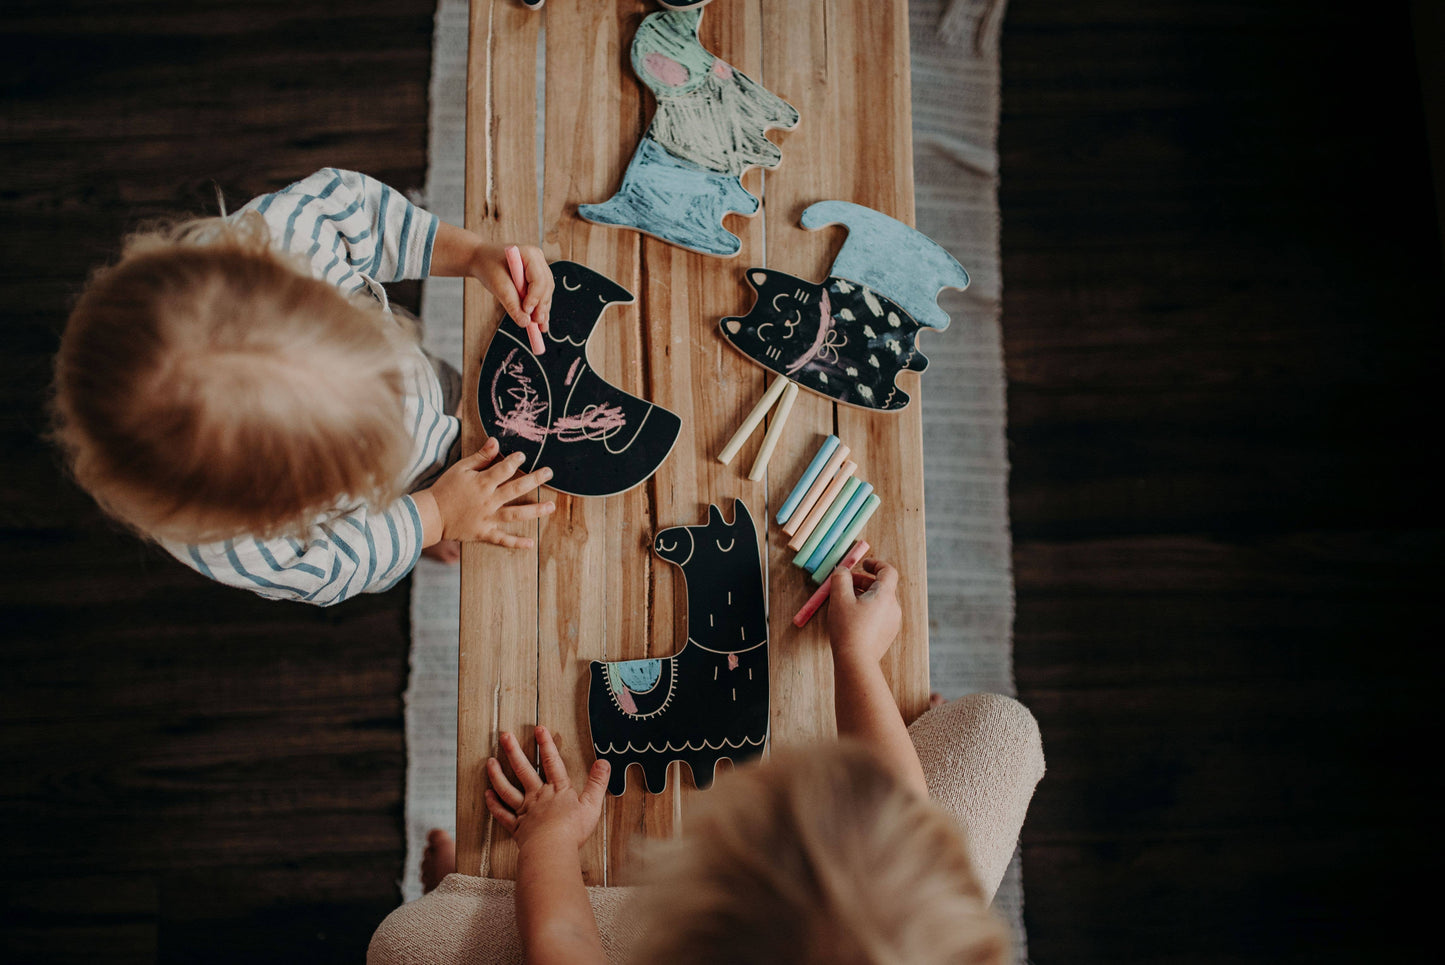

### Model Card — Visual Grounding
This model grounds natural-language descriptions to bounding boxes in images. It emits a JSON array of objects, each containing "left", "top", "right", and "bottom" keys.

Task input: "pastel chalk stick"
[
  {"left": 793, "top": 477, "right": 861, "bottom": 567},
  {"left": 747, "top": 380, "right": 798, "bottom": 482},
  {"left": 791, "top": 539, "right": 870, "bottom": 628},
  {"left": 777, "top": 435, "right": 840, "bottom": 525},
  {"left": 810, "top": 494, "right": 880, "bottom": 583},
  {"left": 781, "top": 446, "right": 851, "bottom": 538},
  {"left": 717, "top": 375, "right": 787, "bottom": 465},
  {"left": 802, "top": 481, "right": 874, "bottom": 572}
]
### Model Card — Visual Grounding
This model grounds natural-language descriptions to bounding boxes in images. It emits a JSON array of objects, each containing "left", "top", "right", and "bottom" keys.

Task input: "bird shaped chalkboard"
[
  {"left": 476, "top": 261, "right": 681, "bottom": 497},
  {"left": 587, "top": 499, "right": 769, "bottom": 795}
]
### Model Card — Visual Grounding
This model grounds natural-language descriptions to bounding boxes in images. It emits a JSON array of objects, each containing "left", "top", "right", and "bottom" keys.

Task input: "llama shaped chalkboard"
[{"left": 587, "top": 499, "right": 769, "bottom": 795}]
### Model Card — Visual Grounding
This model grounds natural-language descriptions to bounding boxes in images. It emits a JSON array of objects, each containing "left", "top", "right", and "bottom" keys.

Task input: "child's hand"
[
  {"left": 484, "top": 726, "right": 610, "bottom": 852},
  {"left": 826, "top": 558, "right": 902, "bottom": 667},
  {"left": 419, "top": 437, "right": 555, "bottom": 549},
  {"left": 470, "top": 242, "right": 554, "bottom": 332}
]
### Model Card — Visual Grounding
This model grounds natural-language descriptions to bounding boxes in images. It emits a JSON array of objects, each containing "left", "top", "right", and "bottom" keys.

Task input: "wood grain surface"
[
  {"left": 1, "top": 1, "right": 1439, "bottom": 961},
  {"left": 457, "top": 0, "right": 928, "bottom": 881}
]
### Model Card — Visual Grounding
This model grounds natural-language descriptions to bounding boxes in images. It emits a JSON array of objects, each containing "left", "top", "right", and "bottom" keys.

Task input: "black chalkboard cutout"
[
  {"left": 476, "top": 260, "right": 681, "bottom": 497},
  {"left": 718, "top": 201, "right": 971, "bottom": 413},
  {"left": 587, "top": 499, "right": 770, "bottom": 795}
]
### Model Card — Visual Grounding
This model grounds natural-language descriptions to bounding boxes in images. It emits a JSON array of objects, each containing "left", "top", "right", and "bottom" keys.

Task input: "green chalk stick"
[
  {"left": 793, "top": 477, "right": 861, "bottom": 567},
  {"left": 810, "top": 493, "right": 881, "bottom": 583}
]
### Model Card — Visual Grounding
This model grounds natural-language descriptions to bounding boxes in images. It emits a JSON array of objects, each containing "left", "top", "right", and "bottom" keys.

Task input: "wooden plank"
[
  {"left": 539, "top": 0, "right": 648, "bottom": 887},
  {"left": 758, "top": 0, "right": 838, "bottom": 748},
  {"left": 457, "top": 0, "right": 542, "bottom": 881},
  {"left": 762, "top": 0, "right": 929, "bottom": 726},
  {"left": 461, "top": 0, "right": 922, "bottom": 880}
]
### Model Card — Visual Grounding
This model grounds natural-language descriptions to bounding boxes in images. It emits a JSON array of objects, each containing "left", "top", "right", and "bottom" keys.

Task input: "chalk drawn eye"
[
  {"left": 771, "top": 292, "right": 791, "bottom": 313},
  {"left": 561, "top": 275, "right": 581, "bottom": 291},
  {"left": 715, "top": 538, "right": 735, "bottom": 553},
  {"left": 756, "top": 322, "right": 774, "bottom": 342}
]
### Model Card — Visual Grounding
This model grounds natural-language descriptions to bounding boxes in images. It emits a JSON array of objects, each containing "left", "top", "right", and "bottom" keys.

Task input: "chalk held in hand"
[
  {"left": 802, "top": 481, "right": 874, "bottom": 572},
  {"left": 747, "top": 381, "right": 799, "bottom": 481},
  {"left": 505, "top": 244, "right": 546, "bottom": 355},
  {"left": 792, "top": 539, "right": 870, "bottom": 628},
  {"left": 718, "top": 375, "right": 787, "bottom": 465},
  {"left": 787, "top": 459, "right": 857, "bottom": 549},
  {"left": 777, "top": 435, "right": 840, "bottom": 525},
  {"left": 782, "top": 445, "right": 850, "bottom": 537},
  {"left": 810, "top": 493, "right": 880, "bottom": 583}
]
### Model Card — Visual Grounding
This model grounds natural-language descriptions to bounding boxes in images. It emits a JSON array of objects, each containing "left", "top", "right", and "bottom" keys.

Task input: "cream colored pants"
[{"left": 368, "top": 693, "right": 1045, "bottom": 965}]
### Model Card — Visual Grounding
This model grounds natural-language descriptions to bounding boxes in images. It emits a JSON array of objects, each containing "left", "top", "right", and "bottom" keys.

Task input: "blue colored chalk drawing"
[
  {"left": 718, "top": 203, "right": 971, "bottom": 412},
  {"left": 578, "top": 8, "right": 799, "bottom": 257},
  {"left": 799, "top": 201, "right": 971, "bottom": 332},
  {"left": 579, "top": 140, "right": 758, "bottom": 257}
]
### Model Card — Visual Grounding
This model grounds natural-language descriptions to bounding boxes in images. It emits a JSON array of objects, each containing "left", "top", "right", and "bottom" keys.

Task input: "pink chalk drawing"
[{"left": 490, "top": 347, "right": 627, "bottom": 444}]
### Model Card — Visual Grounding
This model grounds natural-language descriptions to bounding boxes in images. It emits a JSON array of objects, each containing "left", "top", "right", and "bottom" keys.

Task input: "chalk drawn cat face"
[{"left": 719, "top": 269, "right": 930, "bottom": 412}]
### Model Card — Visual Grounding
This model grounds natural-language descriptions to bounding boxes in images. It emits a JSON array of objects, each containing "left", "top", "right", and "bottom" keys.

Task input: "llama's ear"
[
  {"left": 730, "top": 497, "right": 753, "bottom": 530},
  {"left": 708, "top": 503, "right": 727, "bottom": 529}
]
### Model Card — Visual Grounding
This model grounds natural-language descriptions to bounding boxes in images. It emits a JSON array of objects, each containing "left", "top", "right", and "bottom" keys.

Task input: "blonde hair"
[
  {"left": 52, "top": 211, "right": 419, "bottom": 543},
  {"left": 630, "top": 742, "right": 1009, "bottom": 965}
]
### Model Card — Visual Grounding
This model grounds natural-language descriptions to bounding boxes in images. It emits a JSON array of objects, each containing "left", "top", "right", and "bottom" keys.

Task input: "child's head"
[
  {"left": 631, "top": 742, "right": 1009, "bottom": 965},
  {"left": 52, "top": 213, "right": 419, "bottom": 543}
]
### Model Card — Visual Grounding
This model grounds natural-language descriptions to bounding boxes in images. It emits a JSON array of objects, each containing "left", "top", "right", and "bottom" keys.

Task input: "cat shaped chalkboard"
[
  {"left": 476, "top": 261, "right": 681, "bottom": 496},
  {"left": 720, "top": 269, "right": 930, "bottom": 412},
  {"left": 717, "top": 201, "right": 971, "bottom": 412},
  {"left": 587, "top": 499, "right": 769, "bottom": 795}
]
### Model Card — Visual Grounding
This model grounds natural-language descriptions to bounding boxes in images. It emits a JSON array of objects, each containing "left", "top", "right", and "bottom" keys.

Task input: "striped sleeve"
[
  {"left": 245, "top": 168, "right": 439, "bottom": 289},
  {"left": 165, "top": 496, "right": 426, "bottom": 606}
]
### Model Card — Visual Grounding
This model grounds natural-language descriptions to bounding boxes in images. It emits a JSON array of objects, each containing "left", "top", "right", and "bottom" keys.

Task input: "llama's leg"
[
  {"left": 687, "top": 756, "right": 718, "bottom": 789},
  {"left": 643, "top": 758, "right": 672, "bottom": 794},
  {"left": 907, "top": 693, "right": 1046, "bottom": 902}
]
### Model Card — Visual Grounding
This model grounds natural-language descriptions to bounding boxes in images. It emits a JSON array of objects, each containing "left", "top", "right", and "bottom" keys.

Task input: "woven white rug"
[{"left": 403, "top": 0, "right": 1023, "bottom": 957}]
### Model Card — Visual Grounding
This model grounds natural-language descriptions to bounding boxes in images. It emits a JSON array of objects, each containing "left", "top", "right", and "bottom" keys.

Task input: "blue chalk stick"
[
  {"left": 776, "top": 436, "right": 840, "bottom": 525},
  {"left": 802, "top": 480, "right": 874, "bottom": 572}
]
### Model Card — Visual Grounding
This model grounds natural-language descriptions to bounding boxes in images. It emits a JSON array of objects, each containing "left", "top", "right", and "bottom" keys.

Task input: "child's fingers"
[
  {"left": 486, "top": 756, "right": 525, "bottom": 810},
  {"left": 500, "top": 731, "right": 543, "bottom": 792},
  {"left": 494, "top": 466, "right": 553, "bottom": 504},
  {"left": 850, "top": 571, "right": 878, "bottom": 593},
  {"left": 499, "top": 501, "right": 555, "bottom": 523},
  {"left": 488, "top": 532, "right": 536, "bottom": 550},
  {"left": 829, "top": 564, "right": 858, "bottom": 603},
  {"left": 534, "top": 726, "right": 571, "bottom": 789},
  {"left": 579, "top": 759, "right": 611, "bottom": 811},
  {"left": 521, "top": 247, "right": 550, "bottom": 315},
  {"left": 457, "top": 438, "right": 501, "bottom": 470},
  {"left": 865, "top": 561, "right": 899, "bottom": 598},
  {"left": 477, "top": 450, "right": 530, "bottom": 487},
  {"left": 484, "top": 789, "right": 519, "bottom": 833}
]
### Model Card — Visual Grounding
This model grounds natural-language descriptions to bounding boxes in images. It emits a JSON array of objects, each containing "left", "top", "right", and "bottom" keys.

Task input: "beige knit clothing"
[{"left": 368, "top": 693, "right": 1045, "bottom": 965}]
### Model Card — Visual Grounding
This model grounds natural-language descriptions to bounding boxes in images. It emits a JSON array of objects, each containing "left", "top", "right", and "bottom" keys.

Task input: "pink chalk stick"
[
  {"left": 505, "top": 245, "right": 545, "bottom": 355},
  {"left": 786, "top": 460, "right": 857, "bottom": 551},
  {"left": 781, "top": 445, "right": 851, "bottom": 537},
  {"left": 791, "top": 540, "right": 870, "bottom": 628}
]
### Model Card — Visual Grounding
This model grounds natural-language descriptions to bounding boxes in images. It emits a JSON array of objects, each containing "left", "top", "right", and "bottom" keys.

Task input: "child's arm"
[
  {"left": 825, "top": 560, "right": 930, "bottom": 798},
  {"left": 485, "top": 726, "right": 610, "bottom": 965},
  {"left": 430, "top": 222, "right": 555, "bottom": 333},
  {"left": 411, "top": 437, "right": 555, "bottom": 550}
]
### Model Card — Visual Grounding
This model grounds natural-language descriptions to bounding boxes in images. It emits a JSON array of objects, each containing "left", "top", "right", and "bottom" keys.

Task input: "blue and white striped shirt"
[{"left": 161, "top": 169, "right": 458, "bottom": 605}]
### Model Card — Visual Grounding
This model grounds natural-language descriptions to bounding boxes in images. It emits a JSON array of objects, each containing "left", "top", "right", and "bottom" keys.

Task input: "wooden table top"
[{"left": 457, "top": 0, "right": 928, "bottom": 885}]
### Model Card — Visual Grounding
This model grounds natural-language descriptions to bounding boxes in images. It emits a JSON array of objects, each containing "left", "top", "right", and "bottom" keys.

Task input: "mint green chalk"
[
  {"left": 810, "top": 494, "right": 881, "bottom": 584},
  {"left": 793, "top": 477, "right": 861, "bottom": 567}
]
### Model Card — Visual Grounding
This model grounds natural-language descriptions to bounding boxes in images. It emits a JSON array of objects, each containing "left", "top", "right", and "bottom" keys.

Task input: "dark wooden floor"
[{"left": 1, "top": 1, "right": 1438, "bottom": 962}]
